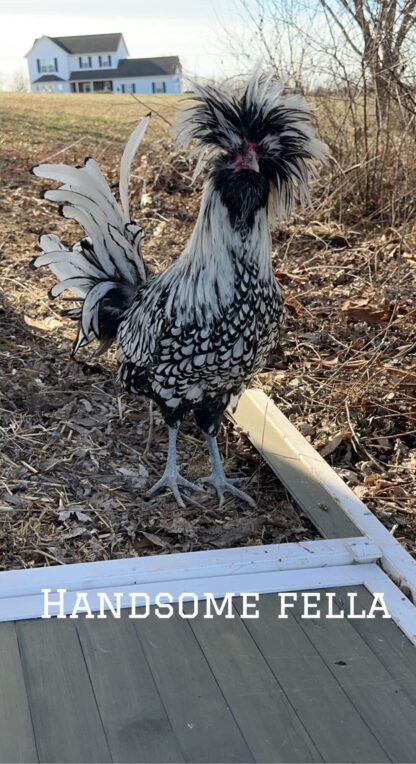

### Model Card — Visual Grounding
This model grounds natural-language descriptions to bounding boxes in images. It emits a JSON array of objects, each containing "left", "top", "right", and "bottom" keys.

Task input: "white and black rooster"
[{"left": 32, "top": 73, "right": 327, "bottom": 507}]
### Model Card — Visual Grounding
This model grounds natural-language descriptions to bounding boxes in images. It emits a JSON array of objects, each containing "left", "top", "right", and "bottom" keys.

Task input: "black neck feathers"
[{"left": 212, "top": 168, "right": 269, "bottom": 229}]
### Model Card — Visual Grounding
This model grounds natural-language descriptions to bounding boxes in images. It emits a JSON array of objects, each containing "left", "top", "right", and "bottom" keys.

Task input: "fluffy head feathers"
[{"left": 175, "top": 72, "right": 328, "bottom": 224}]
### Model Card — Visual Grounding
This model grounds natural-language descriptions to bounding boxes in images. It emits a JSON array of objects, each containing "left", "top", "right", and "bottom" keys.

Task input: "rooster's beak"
[
  {"left": 244, "top": 147, "right": 259, "bottom": 172},
  {"left": 233, "top": 147, "right": 259, "bottom": 172}
]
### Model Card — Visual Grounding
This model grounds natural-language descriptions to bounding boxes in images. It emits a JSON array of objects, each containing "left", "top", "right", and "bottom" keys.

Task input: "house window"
[
  {"left": 131, "top": 83, "right": 136, "bottom": 93},
  {"left": 152, "top": 81, "right": 166, "bottom": 94},
  {"left": 98, "top": 55, "right": 112, "bottom": 67},
  {"left": 78, "top": 56, "right": 92, "bottom": 69},
  {"left": 37, "top": 58, "right": 57, "bottom": 73},
  {"left": 121, "top": 84, "right": 125, "bottom": 93}
]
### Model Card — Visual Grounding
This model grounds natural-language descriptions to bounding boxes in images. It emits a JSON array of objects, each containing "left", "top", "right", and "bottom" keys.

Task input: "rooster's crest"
[{"left": 175, "top": 72, "right": 328, "bottom": 223}]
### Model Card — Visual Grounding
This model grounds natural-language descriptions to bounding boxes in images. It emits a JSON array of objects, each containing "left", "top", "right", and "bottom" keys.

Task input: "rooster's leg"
[
  {"left": 200, "top": 435, "right": 256, "bottom": 508},
  {"left": 147, "top": 426, "right": 201, "bottom": 508}
]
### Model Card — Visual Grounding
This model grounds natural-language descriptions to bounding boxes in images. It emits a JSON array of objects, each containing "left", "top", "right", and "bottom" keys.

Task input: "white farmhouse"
[{"left": 25, "top": 33, "right": 182, "bottom": 94}]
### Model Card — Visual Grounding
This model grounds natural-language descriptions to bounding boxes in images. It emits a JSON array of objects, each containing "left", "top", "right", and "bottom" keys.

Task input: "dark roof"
[
  {"left": 118, "top": 57, "right": 180, "bottom": 77},
  {"left": 33, "top": 74, "right": 65, "bottom": 83},
  {"left": 69, "top": 56, "right": 181, "bottom": 81},
  {"left": 69, "top": 68, "right": 115, "bottom": 82},
  {"left": 50, "top": 33, "right": 124, "bottom": 54}
]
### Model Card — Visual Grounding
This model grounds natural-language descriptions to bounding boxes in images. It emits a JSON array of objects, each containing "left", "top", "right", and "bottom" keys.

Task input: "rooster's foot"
[
  {"left": 202, "top": 434, "right": 256, "bottom": 507},
  {"left": 199, "top": 475, "right": 256, "bottom": 508},
  {"left": 147, "top": 473, "right": 202, "bottom": 508}
]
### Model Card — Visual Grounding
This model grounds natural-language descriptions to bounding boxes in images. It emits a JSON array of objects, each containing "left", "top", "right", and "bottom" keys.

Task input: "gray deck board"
[
  {"left": 334, "top": 586, "right": 416, "bottom": 701},
  {"left": 1, "top": 586, "right": 415, "bottom": 764},
  {"left": 0, "top": 622, "right": 38, "bottom": 764},
  {"left": 16, "top": 618, "right": 112, "bottom": 763},
  {"left": 76, "top": 612, "right": 184, "bottom": 763},
  {"left": 133, "top": 606, "right": 253, "bottom": 763},
  {"left": 188, "top": 602, "right": 322, "bottom": 763},
  {"left": 292, "top": 588, "right": 416, "bottom": 763},
  {"left": 260, "top": 455, "right": 360, "bottom": 539},
  {"left": 234, "top": 594, "right": 390, "bottom": 763}
]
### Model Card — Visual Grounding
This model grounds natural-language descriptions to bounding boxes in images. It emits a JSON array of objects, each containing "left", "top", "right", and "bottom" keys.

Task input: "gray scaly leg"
[
  {"left": 200, "top": 435, "right": 255, "bottom": 507},
  {"left": 147, "top": 426, "right": 201, "bottom": 508}
]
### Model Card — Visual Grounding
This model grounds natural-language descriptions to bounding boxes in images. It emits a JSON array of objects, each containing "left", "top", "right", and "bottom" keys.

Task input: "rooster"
[{"left": 32, "top": 73, "right": 327, "bottom": 507}]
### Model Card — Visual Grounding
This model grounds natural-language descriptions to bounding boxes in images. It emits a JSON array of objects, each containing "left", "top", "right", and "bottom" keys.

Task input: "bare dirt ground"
[{"left": 0, "top": 93, "right": 414, "bottom": 570}]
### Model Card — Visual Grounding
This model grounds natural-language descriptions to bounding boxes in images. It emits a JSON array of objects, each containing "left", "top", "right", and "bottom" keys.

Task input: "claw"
[
  {"left": 199, "top": 475, "right": 256, "bottom": 507},
  {"left": 147, "top": 473, "right": 202, "bottom": 508},
  {"left": 201, "top": 434, "right": 256, "bottom": 507},
  {"left": 146, "top": 426, "right": 203, "bottom": 507}
]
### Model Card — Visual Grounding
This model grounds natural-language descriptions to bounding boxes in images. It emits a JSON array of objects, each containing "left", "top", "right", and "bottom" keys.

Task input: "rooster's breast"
[{"left": 117, "top": 273, "right": 284, "bottom": 415}]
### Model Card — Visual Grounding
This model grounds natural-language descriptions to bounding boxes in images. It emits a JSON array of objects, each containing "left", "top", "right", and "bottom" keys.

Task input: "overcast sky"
[{"left": 0, "top": 0, "right": 246, "bottom": 84}]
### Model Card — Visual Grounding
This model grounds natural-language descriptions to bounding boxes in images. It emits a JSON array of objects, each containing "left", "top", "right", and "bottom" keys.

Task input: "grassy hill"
[{"left": 0, "top": 93, "right": 182, "bottom": 158}]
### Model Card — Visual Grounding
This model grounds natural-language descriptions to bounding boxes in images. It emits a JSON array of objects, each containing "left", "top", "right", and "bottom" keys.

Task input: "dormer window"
[
  {"left": 37, "top": 58, "right": 58, "bottom": 73},
  {"left": 78, "top": 56, "right": 92, "bottom": 69},
  {"left": 98, "top": 55, "right": 112, "bottom": 67}
]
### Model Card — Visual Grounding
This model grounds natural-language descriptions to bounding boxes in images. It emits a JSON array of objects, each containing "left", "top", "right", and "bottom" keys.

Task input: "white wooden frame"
[
  {"left": 1, "top": 535, "right": 415, "bottom": 645},
  {"left": 232, "top": 389, "right": 416, "bottom": 602}
]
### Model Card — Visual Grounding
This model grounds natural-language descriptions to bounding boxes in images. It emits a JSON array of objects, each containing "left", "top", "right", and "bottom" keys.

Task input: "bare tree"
[
  {"left": 319, "top": 0, "right": 416, "bottom": 110},
  {"left": 225, "top": 0, "right": 415, "bottom": 103},
  {"left": 10, "top": 69, "right": 29, "bottom": 92},
  {"left": 218, "top": 0, "right": 416, "bottom": 225}
]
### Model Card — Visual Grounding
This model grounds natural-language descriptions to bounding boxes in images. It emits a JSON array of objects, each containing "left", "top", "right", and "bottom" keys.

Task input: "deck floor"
[{"left": 1, "top": 586, "right": 416, "bottom": 763}]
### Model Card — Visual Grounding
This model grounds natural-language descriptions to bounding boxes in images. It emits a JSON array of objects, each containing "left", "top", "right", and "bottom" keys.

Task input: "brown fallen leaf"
[
  {"left": 344, "top": 358, "right": 369, "bottom": 368},
  {"left": 139, "top": 531, "right": 171, "bottom": 549},
  {"left": 319, "top": 432, "right": 344, "bottom": 457},
  {"left": 378, "top": 364, "right": 416, "bottom": 381},
  {"left": 353, "top": 485, "right": 368, "bottom": 500},
  {"left": 341, "top": 297, "right": 369, "bottom": 311},
  {"left": 24, "top": 314, "right": 64, "bottom": 331},
  {"left": 321, "top": 353, "right": 340, "bottom": 367},
  {"left": 347, "top": 307, "right": 392, "bottom": 323},
  {"left": 285, "top": 297, "right": 303, "bottom": 317},
  {"left": 274, "top": 269, "right": 308, "bottom": 282},
  {"left": 341, "top": 300, "right": 393, "bottom": 323}
]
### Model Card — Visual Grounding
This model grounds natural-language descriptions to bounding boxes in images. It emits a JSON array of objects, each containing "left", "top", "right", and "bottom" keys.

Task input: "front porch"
[{"left": 70, "top": 81, "right": 113, "bottom": 93}]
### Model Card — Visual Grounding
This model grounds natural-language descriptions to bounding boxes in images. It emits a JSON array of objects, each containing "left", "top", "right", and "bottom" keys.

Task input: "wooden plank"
[
  {"left": 335, "top": 586, "right": 416, "bottom": 701},
  {"left": 0, "top": 622, "right": 38, "bottom": 764},
  {"left": 76, "top": 612, "right": 184, "bottom": 763},
  {"left": 188, "top": 602, "right": 322, "bottom": 763},
  {"left": 132, "top": 607, "right": 253, "bottom": 763},
  {"left": 0, "top": 536, "right": 381, "bottom": 598},
  {"left": 16, "top": 618, "right": 112, "bottom": 763},
  {"left": 234, "top": 594, "right": 389, "bottom": 763},
  {"left": 231, "top": 390, "right": 359, "bottom": 538},
  {"left": 292, "top": 589, "right": 416, "bottom": 763},
  {"left": 0, "top": 563, "right": 382, "bottom": 623}
]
